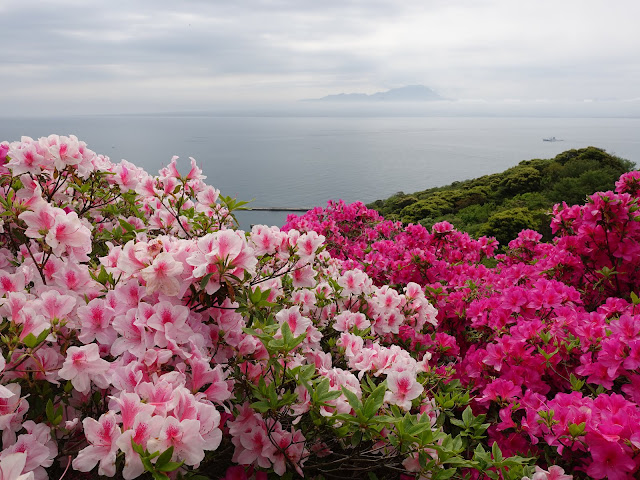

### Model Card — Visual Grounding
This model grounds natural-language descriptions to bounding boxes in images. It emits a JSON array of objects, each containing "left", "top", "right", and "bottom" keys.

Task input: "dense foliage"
[
  {"left": 368, "top": 147, "right": 635, "bottom": 245},
  {"left": 0, "top": 135, "right": 639, "bottom": 480}
]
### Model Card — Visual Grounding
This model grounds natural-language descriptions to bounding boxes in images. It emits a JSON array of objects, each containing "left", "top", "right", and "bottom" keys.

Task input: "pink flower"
[
  {"left": 140, "top": 252, "right": 184, "bottom": 296},
  {"left": 187, "top": 230, "right": 257, "bottom": 294},
  {"left": 18, "top": 204, "right": 57, "bottom": 240},
  {"left": 384, "top": 370, "right": 423, "bottom": 411},
  {"left": 0, "top": 453, "right": 34, "bottom": 480},
  {"left": 44, "top": 211, "right": 92, "bottom": 257},
  {"left": 58, "top": 344, "right": 111, "bottom": 393},
  {"left": 275, "top": 306, "right": 311, "bottom": 338},
  {"left": 72, "top": 412, "right": 121, "bottom": 476},
  {"left": 77, "top": 298, "right": 116, "bottom": 345},
  {"left": 586, "top": 434, "right": 636, "bottom": 479},
  {"left": 522, "top": 465, "right": 573, "bottom": 480},
  {"left": 0, "top": 431, "right": 54, "bottom": 480},
  {"left": 295, "top": 231, "right": 325, "bottom": 264},
  {"left": 114, "top": 413, "right": 163, "bottom": 480},
  {"left": 147, "top": 416, "right": 208, "bottom": 467}
]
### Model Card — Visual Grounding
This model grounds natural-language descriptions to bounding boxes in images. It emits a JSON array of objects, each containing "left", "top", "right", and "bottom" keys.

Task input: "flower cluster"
[
  {"left": 2, "top": 133, "right": 639, "bottom": 479},
  {"left": 284, "top": 173, "right": 640, "bottom": 478},
  {"left": 1, "top": 135, "right": 525, "bottom": 480}
]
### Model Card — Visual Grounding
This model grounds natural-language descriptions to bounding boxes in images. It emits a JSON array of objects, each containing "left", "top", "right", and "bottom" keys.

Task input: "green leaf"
[
  {"left": 462, "top": 406, "right": 473, "bottom": 426},
  {"left": 155, "top": 446, "right": 174, "bottom": 468},
  {"left": 36, "top": 328, "right": 50, "bottom": 345},
  {"left": 434, "top": 468, "right": 457, "bottom": 480},
  {"left": 199, "top": 273, "right": 213, "bottom": 290},
  {"left": 118, "top": 218, "right": 135, "bottom": 232},
  {"left": 363, "top": 382, "right": 387, "bottom": 418},
  {"left": 22, "top": 333, "right": 38, "bottom": 349},
  {"left": 131, "top": 439, "right": 145, "bottom": 456},
  {"left": 491, "top": 441, "right": 503, "bottom": 462},
  {"left": 156, "top": 461, "right": 185, "bottom": 472},
  {"left": 568, "top": 422, "right": 586, "bottom": 437},
  {"left": 45, "top": 400, "right": 55, "bottom": 422},
  {"left": 341, "top": 386, "right": 363, "bottom": 411}
]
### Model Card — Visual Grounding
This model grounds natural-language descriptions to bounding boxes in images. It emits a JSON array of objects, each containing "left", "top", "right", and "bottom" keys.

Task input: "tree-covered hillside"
[{"left": 368, "top": 147, "right": 635, "bottom": 245}]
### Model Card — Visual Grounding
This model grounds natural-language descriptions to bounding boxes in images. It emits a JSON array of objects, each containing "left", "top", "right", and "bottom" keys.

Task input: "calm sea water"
[{"left": 2, "top": 115, "right": 639, "bottom": 228}]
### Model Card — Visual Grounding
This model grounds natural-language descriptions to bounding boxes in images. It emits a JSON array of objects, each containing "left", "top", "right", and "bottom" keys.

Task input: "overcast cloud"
[{"left": 1, "top": 0, "right": 639, "bottom": 115}]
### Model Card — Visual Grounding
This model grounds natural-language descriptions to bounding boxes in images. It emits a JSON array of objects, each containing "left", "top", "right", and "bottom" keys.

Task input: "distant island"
[{"left": 304, "top": 85, "right": 445, "bottom": 102}]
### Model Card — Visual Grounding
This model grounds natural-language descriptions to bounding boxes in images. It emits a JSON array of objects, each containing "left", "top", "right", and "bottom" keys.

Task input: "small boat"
[{"left": 543, "top": 136, "right": 563, "bottom": 142}]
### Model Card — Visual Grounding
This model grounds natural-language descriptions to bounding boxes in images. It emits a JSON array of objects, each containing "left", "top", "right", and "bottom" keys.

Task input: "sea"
[{"left": 2, "top": 115, "right": 639, "bottom": 229}]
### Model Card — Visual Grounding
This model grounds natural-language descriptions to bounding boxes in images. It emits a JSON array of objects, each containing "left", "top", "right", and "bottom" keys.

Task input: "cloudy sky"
[{"left": 2, "top": 0, "right": 639, "bottom": 115}]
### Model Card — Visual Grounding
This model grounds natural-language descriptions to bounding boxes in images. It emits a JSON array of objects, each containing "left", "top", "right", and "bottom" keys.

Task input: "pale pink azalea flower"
[
  {"left": 16, "top": 346, "right": 63, "bottom": 383},
  {"left": 333, "top": 311, "right": 371, "bottom": 333},
  {"left": 522, "top": 465, "right": 573, "bottom": 480},
  {"left": 44, "top": 211, "right": 92, "bottom": 257},
  {"left": 0, "top": 453, "right": 34, "bottom": 480},
  {"left": 319, "top": 368, "right": 362, "bottom": 417},
  {"left": 337, "top": 269, "right": 370, "bottom": 296},
  {"left": 0, "top": 384, "right": 29, "bottom": 446},
  {"left": 236, "top": 424, "right": 277, "bottom": 469},
  {"left": 147, "top": 301, "right": 191, "bottom": 348},
  {"left": 294, "top": 231, "right": 325, "bottom": 264},
  {"left": 110, "top": 360, "right": 146, "bottom": 393},
  {"left": 0, "top": 292, "right": 29, "bottom": 323},
  {"left": 402, "top": 452, "right": 422, "bottom": 472},
  {"left": 384, "top": 370, "right": 424, "bottom": 411},
  {"left": 291, "top": 262, "right": 316, "bottom": 288},
  {"left": 1, "top": 429, "right": 56, "bottom": 480},
  {"left": 58, "top": 344, "right": 111, "bottom": 394},
  {"left": 236, "top": 334, "right": 260, "bottom": 357},
  {"left": 249, "top": 225, "right": 286, "bottom": 256},
  {"left": 135, "top": 379, "right": 180, "bottom": 416},
  {"left": 337, "top": 332, "right": 364, "bottom": 359},
  {"left": 17, "top": 204, "right": 58, "bottom": 240},
  {"left": 196, "top": 185, "right": 220, "bottom": 212},
  {"left": 51, "top": 261, "right": 97, "bottom": 296},
  {"left": 13, "top": 307, "right": 49, "bottom": 341},
  {"left": 111, "top": 308, "right": 153, "bottom": 358},
  {"left": 72, "top": 412, "right": 121, "bottom": 477},
  {"left": 108, "top": 280, "right": 147, "bottom": 315},
  {"left": 111, "top": 160, "right": 145, "bottom": 192},
  {"left": 194, "top": 402, "right": 223, "bottom": 450},
  {"left": 114, "top": 413, "right": 164, "bottom": 480},
  {"left": 77, "top": 298, "right": 117, "bottom": 345},
  {"left": 187, "top": 230, "right": 258, "bottom": 294},
  {"left": 372, "top": 285, "right": 402, "bottom": 312},
  {"left": 188, "top": 354, "right": 232, "bottom": 403},
  {"left": 15, "top": 175, "right": 45, "bottom": 208},
  {"left": 159, "top": 155, "right": 181, "bottom": 179},
  {"left": 42, "top": 134, "right": 82, "bottom": 171},
  {"left": 140, "top": 252, "right": 184, "bottom": 296},
  {"left": 269, "top": 427, "right": 306, "bottom": 476},
  {"left": 147, "top": 416, "right": 208, "bottom": 467},
  {"left": 108, "top": 392, "right": 155, "bottom": 430},
  {"left": 275, "top": 306, "right": 312, "bottom": 338},
  {"left": 134, "top": 174, "right": 159, "bottom": 197},
  {"left": 36, "top": 290, "right": 76, "bottom": 323},
  {"left": 117, "top": 240, "right": 152, "bottom": 277},
  {"left": 7, "top": 139, "right": 50, "bottom": 176}
]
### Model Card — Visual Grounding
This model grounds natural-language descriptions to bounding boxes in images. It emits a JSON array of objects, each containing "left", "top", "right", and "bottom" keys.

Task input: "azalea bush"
[
  {"left": 0, "top": 135, "right": 539, "bottom": 480},
  {"left": 285, "top": 172, "right": 640, "bottom": 479},
  {"left": 0, "top": 134, "right": 636, "bottom": 480}
]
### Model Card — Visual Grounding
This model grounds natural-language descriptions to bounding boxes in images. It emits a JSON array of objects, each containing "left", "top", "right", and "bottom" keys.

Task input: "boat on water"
[{"left": 543, "top": 136, "right": 563, "bottom": 142}]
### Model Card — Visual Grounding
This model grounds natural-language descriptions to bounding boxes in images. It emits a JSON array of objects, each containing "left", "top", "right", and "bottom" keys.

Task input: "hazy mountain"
[{"left": 306, "top": 85, "right": 445, "bottom": 102}]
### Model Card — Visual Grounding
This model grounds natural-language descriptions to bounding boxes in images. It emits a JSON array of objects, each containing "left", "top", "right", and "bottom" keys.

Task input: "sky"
[{"left": 1, "top": 0, "right": 640, "bottom": 115}]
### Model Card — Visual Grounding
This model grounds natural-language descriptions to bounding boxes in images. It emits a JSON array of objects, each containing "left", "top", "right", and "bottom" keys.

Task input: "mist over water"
[{"left": 2, "top": 112, "right": 639, "bottom": 228}]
